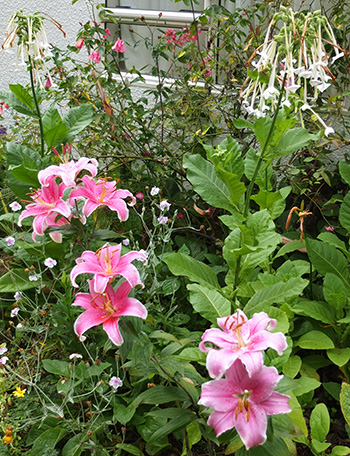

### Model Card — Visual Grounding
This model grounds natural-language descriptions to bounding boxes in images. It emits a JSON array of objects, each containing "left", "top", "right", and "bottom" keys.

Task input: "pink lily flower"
[
  {"left": 199, "top": 310, "right": 287, "bottom": 379},
  {"left": 70, "top": 243, "right": 147, "bottom": 293},
  {"left": 112, "top": 39, "right": 126, "bottom": 53},
  {"left": 38, "top": 156, "right": 98, "bottom": 188},
  {"left": 198, "top": 359, "right": 290, "bottom": 449},
  {"left": 69, "top": 175, "right": 136, "bottom": 219},
  {"left": 73, "top": 279, "right": 147, "bottom": 345},
  {"left": 18, "top": 177, "right": 72, "bottom": 239}
]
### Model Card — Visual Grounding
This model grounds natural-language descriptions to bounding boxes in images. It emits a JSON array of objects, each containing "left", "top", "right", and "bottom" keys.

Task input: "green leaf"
[
  {"left": 331, "top": 446, "right": 350, "bottom": 455},
  {"left": 0, "top": 269, "right": 38, "bottom": 292},
  {"left": 162, "top": 277, "right": 180, "bottom": 296},
  {"left": 204, "top": 135, "right": 244, "bottom": 178},
  {"left": 236, "top": 436, "right": 291, "bottom": 456},
  {"left": 306, "top": 238, "right": 350, "bottom": 290},
  {"left": 181, "top": 422, "right": 202, "bottom": 456},
  {"left": 42, "top": 359, "right": 71, "bottom": 377},
  {"left": 288, "top": 299, "right": 336, "bottom": 325},
  {"left": 243, "top": 277, "right": 308, "bottom": 315},
  {"left": 310, "top": 403, "right": 330, "bottom": 442},
  {"left": 340, "top": 383, "right": 350, "bottom": 427},
  {"left": 62, "top": 434, "right": 84, "bottom": 456},
  {"left": 183, "top": 154, "right": 235, "bottom": 212},
  {"left": 323, "top": 273, "right": 348, "bottom": 319},
  {"left": 9, "top": 84, "right": 34, "bottom": 108},
  {"left": 270, "top": 128, "right": 319, "bottom": 158},
  {"left": 216, "top": 167, "right": 246, "bottom": 206},
  {"left": 62, "top": 104, "right": 94, "bottom": 143},
  {"left": 340, "top": 192, "right": 350, "bottom": 232},
  {"left": 339, "top": 161, "right": 350, "bottom": 186},
  {"left": 283, "top": 356, "right": 302, "bottom": 378},
  {"left": 130, "top": 386, "right": 188, "bottom": 410},
  {"left": 116, "top": 443, "right": 143, "bottom": 456},
  {"left": 147, "top": 409, "right": 195, "bottom": 445},
  {"left": 114, "top": 404, "right": 136, "bottom": 425},
  {"left": 244, "top": 147, "right": 272, "bottom": 190},
  {"left": 296, "top": 331, "right": 334, "bottom": 350},
  {"left": 232, "top": 117, "right": 254, "bottom": 130},
  {"left": 327, "top": 348, "right": 350, "bottom": 367},
  {"left": 0, "top": 90, "right": 37, "bottom": 117},
  {"left": 42, "top": 105, "right": 69, "bottom": 148},
  {"left": 294, "top": 376, "right": 321, "bottom": 396},
  {"left": 287, "top": 391, "right": 308, "bottom": 436},
  {"left": 274, "top": 240, "right": 307, "bottom": 258},
  {"left": 187, "top": 284, "right": 231, "bottom": 324},
  {"left": 163, "top": 252, "right": 220, "bottom": 289},
  {"left": 31, "top": 428, "right": 68, "bottom": 456}
]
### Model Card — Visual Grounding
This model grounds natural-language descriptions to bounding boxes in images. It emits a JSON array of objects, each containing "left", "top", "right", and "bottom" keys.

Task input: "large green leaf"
[
  {"left": 244, "top": 147, "right": 272, "bottom": 190},
  {"left": 323, "top": 273, "right": 348, "bottom": 319},
  {"left": 42, "top": 359, "right": 71, "bottom": 377},
  {"left": 270, "top": 128, "right": 319, "bottom": 158},
  {"left": 339, "top": 162, "right": 350, "bottom": 186},
  {"left": 310, "top": 403, "right": 330, "bottom": 442},
  {"left": 9, "top": 84, "right": 34, "bottom": 109},
  {"left": 63, "top": 104, "right": 94, "bottom": 143},
  {"left": 62, "top": 434, "right": 84, "bottom": 456},
  {"left": 340, "top": 383, "right": 350, "bottom": 426},
  {"left": 306, "top": 238, "right": 350, "bottom": 289},
  {"left": 163, "top": 252, "right": 220, "bottom": 289},
  {"left": 0, "top": 269, "right": 38, "bottom": 292},
  {"left": 296, "top": 330, "right": 334, "bottom": 350},
  {"left": 0, "top": 90, "right": 37, "bottom": 117},
  {"left": 147, "top": 408, "right": 196, "bottom": 445},
  {"left": 288, "top": 298, "right": 336, "bottom": 325},
  {"left": 339, "top": 192, "right": 350, "bottom": 232},
  {"left": 31, "top": 428, "right": 68, "bottom": 456},
  {"left": 327, "top": 348, "right": 350, "bottom": 367},
  {"left": 243, "top": 277, "right": 308, "bottom": 315},
  {"left": 216, "top": 166, "right": 246, "bottom": 206},
  {"left": 204, "top": 135, "right": 244, "bottom": 178},
  {"left": 6, "top": 142, "right": 41, "bottom": 198},
  {"left": 187, "top": 283, "right": 231, "bottom": 324},
  {"left": 42, "top": 105, "right": 69, "bottom": 148},
  {"left": 130, "top": 386, "right": 188, "bottom": 410},
  {"left": 183, "top": 154, "right": 235, "bottom": 212}
]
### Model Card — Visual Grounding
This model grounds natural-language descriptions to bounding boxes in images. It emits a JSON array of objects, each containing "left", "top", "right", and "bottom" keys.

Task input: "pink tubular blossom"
[
  {"left": 88, "top": 51, "right": 101, "bottom": 63},
  {"left": 135, "top": 192, "right": 144, "bottom": 201},
  {"left": 18, "top": 177, "right": 71, "bottom": 240},
  {"left": 75, "top": 38, "right": 84, "bottom": 50},
  {"left": 73, "top": 279, "right": 147, "bottom": 345},
  {"left": 69, "top": 175, "right": 136, "bottom": 219},
  {"left": 199, "top": 310, "right": 287, "bottom": 379},
  {"left": 198, "top": 359, "right": 290, "bottom": 449},
  {"left": 70, "top": 243, "right": 147, "bottom": 293},
  {"left": 112, "top": 39, "right": 126, "bottom": 53},
  {"left": 38, "top": 157, "right": 98, "bottom": 188}
]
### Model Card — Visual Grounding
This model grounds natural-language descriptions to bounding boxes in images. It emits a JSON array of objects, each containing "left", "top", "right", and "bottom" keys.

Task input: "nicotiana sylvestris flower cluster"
[
  {"left": 198, "top": 309, "right": 291, "bottom": 450},
  {"left": 18, "top": 144, "right": 148, "bottom": 346},
  {"left": 0, "top": 10, "right": 65, "bottom": 88},
  {"left": 240, "top": 7, "right": 344, "bottom": 136}
]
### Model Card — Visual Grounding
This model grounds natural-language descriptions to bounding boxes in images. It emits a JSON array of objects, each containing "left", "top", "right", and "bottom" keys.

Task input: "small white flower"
[
  {"left": 44, "top": 257, "right": 57, "bottom": 268},
  {"left": 109, "top": 376, "right": 123, "bottom": 390},
  {"left": 0, "top": 347, "right": 7, "bottom": 355},
  {"left": 79, "top": 335, "right": 86, "bottom": 342},
  {"left": 0, "top": 356, "right": 9, "bottom": 365},
  {"left": 16, "top": 323, "right": 23, "bottom": 329},
  {"left": 11, "top": 308, "right": 19, "bottom": 318},
  {"left": 325, "top": 126, "right": 334, "bottom": 137},
  {"left": 69, "top": 353, "right": 83, "bottom": 360},
  {"left": 29, "top": 275, "right": 38, "bottom": 282},
  {"left": 9, "top": 201, "right": 21, "bottom": 211},
  {"left": 122, "top": 239, "right": 130, "bottom": 246},
  {"left": 5, "top": 236, "right": 15, "bottom": 246},
  {"left": 150, "top": 186, "right": 160, "bottom": 196},
  {"left": 157, "top": 215, "right": 168, "bottom": 225},
  {"left": 14, "top": 291, "right": 22, "bottom": 301},
  {"left": 159, "top": 200, "right": 171, "bottom": 211}
]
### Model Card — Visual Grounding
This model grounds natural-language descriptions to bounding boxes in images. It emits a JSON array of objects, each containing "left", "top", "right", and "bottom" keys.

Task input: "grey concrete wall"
[{"left": 0, "top": 0, "right": 91, "bottom": 92}]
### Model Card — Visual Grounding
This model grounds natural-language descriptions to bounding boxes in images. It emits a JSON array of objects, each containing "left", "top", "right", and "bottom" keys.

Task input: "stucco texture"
[{"left": 0, "top": 0, "right": 92, "bottom": 91}]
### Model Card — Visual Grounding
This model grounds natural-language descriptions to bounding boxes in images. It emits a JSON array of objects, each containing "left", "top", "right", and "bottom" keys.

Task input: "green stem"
[
  {"left": 234, "top": 74, "right": 287, "bottom": 289},
  {"left": 243, "top": 72, "right": 287, "bottom": 218},
  {"left": 28, "top": 56, "right": 45, "bottom": 157}
]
